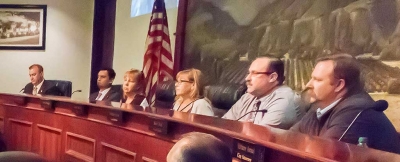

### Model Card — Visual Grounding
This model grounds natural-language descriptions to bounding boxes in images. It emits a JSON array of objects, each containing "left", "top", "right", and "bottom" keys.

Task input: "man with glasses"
[{"left": 223, "top": 57, "right": 302, "bottom": 129}]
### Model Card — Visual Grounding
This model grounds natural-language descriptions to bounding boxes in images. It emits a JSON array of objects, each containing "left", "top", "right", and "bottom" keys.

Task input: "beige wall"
[
  {"left": 0, "top": 0, "right": 94, "bottom": 99},
  {"left": 113, "top": 0, "right": 178, "bottom": 84}
]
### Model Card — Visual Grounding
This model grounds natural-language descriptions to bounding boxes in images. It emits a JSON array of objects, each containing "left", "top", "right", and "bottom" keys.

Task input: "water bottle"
[{"left": 357, "top": 137, "right": 368, "bottom": 148}]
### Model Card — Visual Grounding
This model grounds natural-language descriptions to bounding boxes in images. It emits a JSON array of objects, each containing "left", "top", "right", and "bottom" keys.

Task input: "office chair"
[
  {"left": 46, "top": 80, "right": 72, "bottom": 97},
  {"left": 0, "top": 151, "right": 46, "bottom": 162},
  {"left": 205, "top": 84, "right": 247, "bottom": 117}
]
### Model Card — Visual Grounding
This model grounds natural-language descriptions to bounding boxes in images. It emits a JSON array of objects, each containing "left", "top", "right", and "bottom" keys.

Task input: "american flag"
[{"left": 142, "top": 0, "right": 174, "bottom": 104}]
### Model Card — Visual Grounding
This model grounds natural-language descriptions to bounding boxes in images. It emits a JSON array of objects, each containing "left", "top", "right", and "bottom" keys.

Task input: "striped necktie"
[
  {"left": 247, "top": 100, "right": 261, "bottom": 122},
  {"left": 96, "top": 92, "right": 102, "bottom": 100},
  {"left": 33, "top": 86, "right": 37, "bottom": 95}
]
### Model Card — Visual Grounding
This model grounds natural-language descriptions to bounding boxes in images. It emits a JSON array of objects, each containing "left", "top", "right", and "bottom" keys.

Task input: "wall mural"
[{"left": 182, "top": 0, "right": 400, "bottom": 129}]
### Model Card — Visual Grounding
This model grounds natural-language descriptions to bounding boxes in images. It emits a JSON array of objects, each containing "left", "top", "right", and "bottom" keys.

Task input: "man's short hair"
[
  {"left": 265, "top": 57, "right": 285, "bottom": 85},
  {"left": 167, "top": 132, "right": 231, "bottom": 162},
  {"left": 29, "top": 64, "right": 43, "bottom": 73},
  {"left": 99, "top": 68, "right": 116, "bottom": 80},
  {"left": 316, "top": 54, "right": 364, "bottom": 94}
]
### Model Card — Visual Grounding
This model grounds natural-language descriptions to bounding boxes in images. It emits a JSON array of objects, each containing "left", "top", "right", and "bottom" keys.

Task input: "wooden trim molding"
[
  {"left": 8, "top": 118, "right": 33, "bottom": 151},
  {"left": 65, "top": 132, "right": 96, "bottom": 162},
  {"left": 37, "top": 124, "right": 62, "bottom": 161},
  {"left": 101, "top": 142, "right": 137, "bottom": 161},
  {"left": 173, "top": 0, "right": 188, "bottom": 74},
  {"left": 143, "top": 156, "right": 158, "bottom": 162}
]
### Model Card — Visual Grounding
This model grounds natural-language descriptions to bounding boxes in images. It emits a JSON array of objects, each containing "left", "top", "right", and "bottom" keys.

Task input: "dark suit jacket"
[
  {"left": 121, "top": 94, "right": 146, "bottom": 105},
  {"left": 23, "top": 80, "right": 63, "bottom": 96},
  {"left": 291, "top": 91, "right": 400, "bottom": 154},
  {"left": 89, "top": 86, "right": 121, "bottom": 103}
]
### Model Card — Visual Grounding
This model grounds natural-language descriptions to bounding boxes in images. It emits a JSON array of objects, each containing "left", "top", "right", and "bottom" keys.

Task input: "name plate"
[
  {"left": 108, "top": 110, "right": 125, "bottom": 124},
  {"left": 72, "top": 105, "right": 88, "bottom": 116},
  {"left": 149, "top": 117, "right": 169, "bottom": 135},
  {"left": 41, "top": 99, "right": 54, "bottom": 110},
  {"left": 233, "top": 139, "right": 265, "bottom": 162},
  {"left": 13, "top": 96, "right": 27, "bottom": 106}
]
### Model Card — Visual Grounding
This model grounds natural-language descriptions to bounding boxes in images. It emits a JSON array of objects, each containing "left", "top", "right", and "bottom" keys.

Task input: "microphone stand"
[
  {"left": 236, "top": 109, "right": 268, "bottom": 121},
  {"left": 71, "top": 90, "right": 82, "bottom": 95}
]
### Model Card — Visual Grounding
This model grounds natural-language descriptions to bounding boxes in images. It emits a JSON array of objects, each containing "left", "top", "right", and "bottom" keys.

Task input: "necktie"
[
  {"left": 316, "top": 108, "right": 323, "bottom": 119},
  {"left": 247, "top": 100, "right": 261, "bottom": 122},
  {"left": 96, "top": 92, "right": 102, "bottom": 100},
  {"left": 33, "top": 86, "right": 37, "bottom": 95}
]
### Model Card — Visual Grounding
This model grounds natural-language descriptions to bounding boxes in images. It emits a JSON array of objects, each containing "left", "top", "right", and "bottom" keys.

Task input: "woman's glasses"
[{"left": 175, "top": 80, "right": 193, "bottom": 84}]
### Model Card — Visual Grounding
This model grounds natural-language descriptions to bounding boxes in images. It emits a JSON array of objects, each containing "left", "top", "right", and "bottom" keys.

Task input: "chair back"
[
  {"left": 47, "top": 80, "right": 72, "bottom": 97},
  {"left": 154, "top": 80, "right": 175, "bottom": 108},
  {"left": 0, "top": 151, "right": 46, "bottom": 162},
  {"left": 205, "top": 84, "right": 247, "bottom": 110}
]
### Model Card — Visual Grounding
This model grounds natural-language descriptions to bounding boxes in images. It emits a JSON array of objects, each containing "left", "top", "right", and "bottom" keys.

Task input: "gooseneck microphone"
[
  {"left": 236, "top": 109, "right": 268, "bottom": 121},
  {"left": 338, "top": 100, "right": 388, "bottom": 141},
  {"left": 19, "top": 88, "right": 25, "bottom": 93},
  {"left": 71, "top": 90, "right": 82, "bottom": 95}
]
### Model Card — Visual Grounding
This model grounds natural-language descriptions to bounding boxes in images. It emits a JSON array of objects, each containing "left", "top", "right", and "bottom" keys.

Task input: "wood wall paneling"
[
  {"left": 101, "top": 142, "right": 136, "bottom": 162},
  {"left": 1, "top": 93, "right": 400, "bottom": 162},
  {"left": 142, "top": 156, "right": 158, "bottom": 162},
  {"left": 37, "top": 124, "right": 62, "bottom": 161},
  {"left": 140, "top": 136, "right": 173, "bottom": 161},
  {"left": 8, "top": 118, "right": 33, "bottom": 151},
  {"left": 90, "top": 0, "right": 116, "bottom": 94},
  {"left": 65, "top": 132, "right": 96, "bottom": 162},
  {"left": 173, "top": 0, "right": 188, "bottom": 73},
  {"left": 0, "top": 117, "right": 4, "bottom": 134}
]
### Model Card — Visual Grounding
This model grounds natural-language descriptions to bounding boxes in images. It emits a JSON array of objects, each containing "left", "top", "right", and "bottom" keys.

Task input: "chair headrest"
[
  {"left": 155, "top": 80, "right": 175, "bottom": 102},
  {"left": 46, "top": 80, "right": 72, "bottom": 97},
  {"left": 205, "top": 84, "right": 247, "bottom": 110},
  {"left": 111, "top": 84, "right": 122, "bottom": 91}
]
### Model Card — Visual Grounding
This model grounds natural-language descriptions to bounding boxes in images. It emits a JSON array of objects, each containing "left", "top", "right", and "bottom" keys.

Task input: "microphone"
[
  {"left": 338, "top": 100, "right": 388, "bottom": 141},
  {"left": 236, "top": 109, "right": 268, "bottom": 121},
  {"left": 20, "top": 88, "right": 25, "bottom": 93},
  {"left": 72, "top": 90, "right": 82, "bottom": 95}
]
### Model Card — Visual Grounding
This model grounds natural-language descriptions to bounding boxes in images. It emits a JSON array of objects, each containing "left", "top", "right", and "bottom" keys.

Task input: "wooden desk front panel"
[
  {"left": 1, "top": 94, "right": 398, "bottom": 162},
  {"left": 0, "top": 103, "right": 173, "bottom": 162},
  {"left": 0, "top": 96, "right": 313, "bottom": 162}
]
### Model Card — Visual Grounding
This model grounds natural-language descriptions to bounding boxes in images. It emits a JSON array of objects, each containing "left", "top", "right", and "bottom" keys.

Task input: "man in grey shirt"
[{"left": 223, "top": 57, "right": 302, "bottom": 129}]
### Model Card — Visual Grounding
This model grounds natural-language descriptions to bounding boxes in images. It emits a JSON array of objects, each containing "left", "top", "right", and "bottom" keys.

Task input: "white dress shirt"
[
  {"left": 96, "top": 87, "right": 111, "bottom": 101},
  {"left": 316, "top": 99, "right": 341, "bottom": 119},
  {"left": 33, "top": 79, "right": 45, "bottom": 94}
]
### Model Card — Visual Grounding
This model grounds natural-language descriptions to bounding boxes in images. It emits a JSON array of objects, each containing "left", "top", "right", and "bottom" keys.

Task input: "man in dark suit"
[
  {"left": 89, "top": 68, "right": 121, "bottom": 102},
  {"left": 23, "top": 64, "right": 63, "bottom": 96},
  {"left": 290, "top": 54, "right": 400, "bottom": 154}
]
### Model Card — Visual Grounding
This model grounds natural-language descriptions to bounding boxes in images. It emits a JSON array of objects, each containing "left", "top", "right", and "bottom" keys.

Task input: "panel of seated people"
[
  {"left": 0, "top": 93, "right": 399, "bottom": 162},
  {"left": 18, "top": 58, "right": 400, "bottom": 162}
]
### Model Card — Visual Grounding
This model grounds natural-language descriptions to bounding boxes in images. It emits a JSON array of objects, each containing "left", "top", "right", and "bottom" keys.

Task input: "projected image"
[{"left": 131, "top": 0, "right": 178, "bottom": 17}]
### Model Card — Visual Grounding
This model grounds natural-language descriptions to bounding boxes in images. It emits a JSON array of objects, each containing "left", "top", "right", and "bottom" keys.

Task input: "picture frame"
[{"left": 0, "top": 4, "right": 47, "bottom": 50}]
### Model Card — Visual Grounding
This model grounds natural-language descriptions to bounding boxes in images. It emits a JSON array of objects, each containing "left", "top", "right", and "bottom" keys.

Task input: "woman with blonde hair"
[
  {"left": 173, "top": 68, "right": 214, "bottom": 116},
  {"left": 121, "top": 69, "right": 146, "bottom": 105}
]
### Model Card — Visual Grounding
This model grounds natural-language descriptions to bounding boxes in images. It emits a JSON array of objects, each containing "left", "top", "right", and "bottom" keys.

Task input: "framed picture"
[{"left": 0, "top": 4, "right": 47, "bottom": 50}]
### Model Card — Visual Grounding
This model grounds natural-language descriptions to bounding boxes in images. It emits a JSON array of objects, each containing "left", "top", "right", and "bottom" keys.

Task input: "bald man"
[
  {"left": 167, "top": 132, "right": 231, "bottom": 162},
  {"left": 223, "top": 57, "right": 302, "bottom": 129}
]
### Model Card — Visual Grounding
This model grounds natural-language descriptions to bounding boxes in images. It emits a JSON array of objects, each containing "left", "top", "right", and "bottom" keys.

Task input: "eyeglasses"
[
  {"left": 246, "top": 71, "right": 274, "bottom": 76},
  {"left": 175, "top": 80, "right": 193, "bottom": 84}
]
